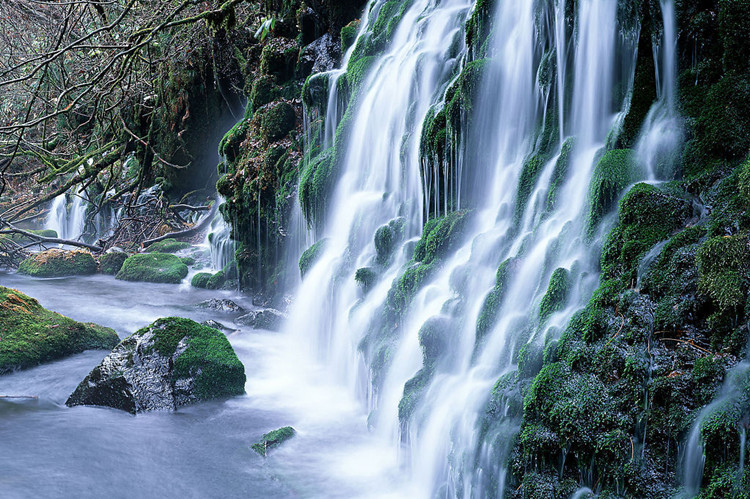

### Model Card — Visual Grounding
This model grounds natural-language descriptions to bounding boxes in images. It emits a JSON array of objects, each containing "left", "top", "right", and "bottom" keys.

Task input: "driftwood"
[{"left": 141, "top": 202, "right": 218, "bottom": 249}]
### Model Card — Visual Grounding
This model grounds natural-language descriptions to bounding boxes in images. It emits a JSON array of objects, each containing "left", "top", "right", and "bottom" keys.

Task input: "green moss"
[
  {"left": 249, "top": 75, "right": 276, "bottom": 114},
  {"left": 191, "top": 272, "right": 213, "bottom": 289},
  {"left": 515, "top": 153, "right": 549, "bottom": 225},
  {"left": 355, "top": 267, "right": 377, "bottom": 293},
  {"left": 545, "top": 137, "right": 575, "bottom": 215},
  {"left": 585, "top": 149, "right": 637, "bottom": 239},
  {"left": 374, "top": 218, "right": 406, "bottom": 265},
  {"left": 261, "top": 101, "right": 296, "bottom": 143},
  {"left": 697, "top": 234, "right": 750, "bottom": 314},
  {"left": 0, "top": 286, "right": 118, "bottom": 373},
  {"left": 299, "top": 147, "right": 335, "bottom": 225},
  {"left": 99, "top": 252, "right": 129, "bottom": 275},
  {"left": 18, "top": 249, "right": 97, "bottom": 277},
  {"left": 207, "top": 270, "right": 227, "bottom": 290},
  {"left": 179, "top": 256, "right": 195, "bottom": 266},
  {"left": 145, "top": 238, "right": 191, "bottom": 253},
  {"left": 539, "top": 267, "right": 571, "bottom": 323},
  {"left": 139, "top": 317, "right": 245, "bottom": 400},
  {"left": 251, "top": 426, "right": 296, "bottom": 456},
  {"left": 299, "top": 238, "right": 328, "bottom": 278},
  {"left": 116, "top": 253, "right": 189, "bottom": 284},
  {"left": 340, "top": 20, "right": 360, "bottom": 54},
  {"left": 476, "top": 259, "right": 513, "bottom": 346}
]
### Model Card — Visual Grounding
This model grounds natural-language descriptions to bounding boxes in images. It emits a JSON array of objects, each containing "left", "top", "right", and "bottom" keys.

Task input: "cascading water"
[
  {"left": 45, "top": 191, "right": 89, "bottom": 241},
  {"left": 286, "top": 0, "right": 675, "bottom": 496},
  {"left": 206, "top": 197, "right": 236, "bottom": 272}
]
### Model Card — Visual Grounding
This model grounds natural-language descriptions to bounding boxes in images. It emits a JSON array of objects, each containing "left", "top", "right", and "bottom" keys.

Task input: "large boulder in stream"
[
  {"left": 18, "top": 249, "right": 97, "bottom": 277},
  {"left": 66, "top": 317, "right": 246, "bottom": 413},
  {"left": 116, "top": 253, "right": 189, "bottom": 284},
  {"left": 0, "top": 286, "right": 119, "bottom": 374}
]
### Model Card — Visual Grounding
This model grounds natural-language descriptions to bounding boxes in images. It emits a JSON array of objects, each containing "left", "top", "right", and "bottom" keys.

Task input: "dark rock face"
[
  {"left": 195, "top": 299, "right": 246, "bottom": 314},
  {"left": 235, "top": 309, "right": 286, "bottom": 331},
  {"left": 66, "top": 317, "right": 246, "bottom": 414}
]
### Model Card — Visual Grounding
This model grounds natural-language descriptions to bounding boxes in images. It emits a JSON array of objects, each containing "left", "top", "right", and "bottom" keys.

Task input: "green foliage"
[
  {"left": 515, "top": 153, "right": 549, "bottom": 225},
  {"left": 299, "top": 238, "right": 328, "bottom": 277},
  {"left": 476, "top": 259, "right": 513, "bottom": 346},
  {"left": 299, "top": 147, "right": 335, "bottom": 225},
  {"left": 99, "top": 252, "right": 129, "bottom": 275},
  {"left": 585, "top": 149, "right": 637, "bottom": 239},
  {"left": 340, "top": 20, "right": 360, "bottom": 54},
  {"left": 191, "top": 272, "right": 213, "bottom": 289},
  {"left": 355, "top": 267, "right": 377, "bottom": 293},
  {"left": 539, "top": 267, "right": 571, "bottom": 323},
  {"left": 251, "top": 426, "right": 296, "bottom": 456},
  {"left": 697, "top": 234, "right": 750, "bottom": 314},
  {"left": 0, "top": 286, "right": 118, "bottom": 373},
  {"left": 374, "top": 218, "right": 406, "bottom": 265},
  {"left": 116, "top": 253, "right": 189, "bottom": 284},
  {"left": 260, "top": 101, "right": 296, "bottom": 143},
  {"left": 18, "top": 249, "right": 97, "bottom": 277},
  {"left": 544, "top": 138, "right": 575, "bottom": 215},
  {"left": 145, "top": 238, "right": 191, "bottom": 253}
]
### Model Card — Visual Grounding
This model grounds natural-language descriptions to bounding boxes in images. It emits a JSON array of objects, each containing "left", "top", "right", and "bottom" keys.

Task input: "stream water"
[{"left": 0, "top": 272, "right": 408, "bottom": 499}]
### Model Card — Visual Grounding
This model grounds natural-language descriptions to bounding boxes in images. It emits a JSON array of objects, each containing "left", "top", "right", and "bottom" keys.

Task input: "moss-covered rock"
[
  {"left": 299, "top": 238, "right": 328, "bottom": 278},
  {"left": 99, "top": 251, "right": 129, "bottom": 275},
  {"left": 116, "top": 253, "right": 189, "bottom": 284},
  {"left": 66, "top": 317, "right": 246, "bottom": 413},
  {"left": 144, "top": 238, "right": 191, "bottom": 253},
  {"left": 261, "top": 101, "right": 296, "bottom": 143},
  {"left": 585, "top": 149, "right": 637, "bottom": 239},
  {"left": 0, "top": 286, "right": 118, "bottom": 374},
  {"left": 18, "top": 249, "right": 97, "bottom": 277},
  {"left": 538, "top": 267, "right": 571, "bottom": 323},
  {"left": 251, "top": 426, "right": 295, "bottom": 456},
  {"left": 191, "top": 272, "right": 213, "bottom": 289}
]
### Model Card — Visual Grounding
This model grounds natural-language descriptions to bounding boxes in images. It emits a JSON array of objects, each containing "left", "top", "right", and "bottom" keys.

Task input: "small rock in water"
[
  {"left": 195, "top": 299, "right": 246, "bottom": 314},
  {"left": 66, "top": 317, "right": 246, "bottom": 414},
  {"left": 201, "top": 319, "right": 235, "bottom": 332},
  {"left": 234, "top": 309, "right": 286, "bottom": 331},
  {"left": 251, "top": 426, "right": 296, "bottom": 456}
]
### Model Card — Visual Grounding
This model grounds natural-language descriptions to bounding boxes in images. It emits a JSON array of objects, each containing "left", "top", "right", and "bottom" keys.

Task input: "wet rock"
[
  {"left": 235, "top": 309, "right": 286, "bottom": 331},
  {"left": 99, "top": 250, "right": 129, "bottom": 275},
  {"left": 116, "top": 253, "right": 189, "bottom": 284},
  {"left": 251, "top": 426, "right": 296, "bottom": 456},
  {"left": 66, "top": 317, "right": 246, "bottom": 414},
  {"left": 298, "top": 33, "right": 340, "bottom": 77},
  {"left": 18, "top": 249, "right": 97, "bottom": 277},
  {"left": 195, "top": 299, "right": 246, "bottom": 314},
  {"left": 201, "top": 319, "right": 235, "bottom": 332}
]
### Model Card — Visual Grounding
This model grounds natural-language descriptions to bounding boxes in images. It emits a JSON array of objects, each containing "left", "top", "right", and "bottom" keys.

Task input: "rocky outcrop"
[
  {"left": 66, "top": 317, "right": 246, "bottom": 413},
  {"left": 0, "top": 286, "right": 119, "bottom": 374},
  {"left": 195, "top": 299, "right": 246, "bottom": 314},
  {"left": 251, "top": 426, "right": 296, "bottom": 456},
  {"left": 235, "top": 308, "right": 286, "bottom": 331}
]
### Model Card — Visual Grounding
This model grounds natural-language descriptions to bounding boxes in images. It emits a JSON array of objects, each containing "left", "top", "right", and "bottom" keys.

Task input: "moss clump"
[
  {"left": 261, "top": 102, "right": 296, "bottom": 143},
  {"left": 251, "top": 426, "right": 296, "bottom": 456},
  {"left": 18, "top": 249, "right": 97, "bottom": 277},
  {"left": 374, "top": 218, "right": 406, "bottom": 265},
  {"left": 259, "top": 37, "right": 298, "bottom": 82},
  {"left": 539, "top": 267, "right": 571, "bottom": 323},
  {"left": 355, "top": 267, "right": 377, "bottom": 293},
  {"left": 99, "top": 251, "right": 129, "bottom": 275},
  {"left": 585, "top": 149, "right": 637, "bottom": 239},
  {"left": 696, "top": 234, "right": 750, "bottom": 317},
  {"left": 299, "top": 238, "right": 328, "bottom": 278},
  {"left": 545, "top": 137, "right": 575, "bottom": 215},
  {"left": 145, "top": 239, "right": 191, "bottom": 253},
  {"left": 116, "top": 253, "right": 189, "bottom": 284},
  {"left": 475, "top": 259, "right": 513, "bottom": 346},
  {"left": 207, "top": 270, "right": 227, "bottom": 290},
  {"left": 340, "top": 19, "right": 360, "bottom": 54},
  {"left": 191, "top": 272, "right": 213, "bottom": 289},
  {"left": 515, "top": 153, "right": 550, "bottom": 225},
  {"left": 0, "top": 286, "right": 118, "bottom": 373},
  {"left": 299, "top": 147, "right": 335, "bottom": 225}
]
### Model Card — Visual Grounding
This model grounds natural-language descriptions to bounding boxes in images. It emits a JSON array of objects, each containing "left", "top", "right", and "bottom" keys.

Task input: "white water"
[
  {"left": 636, "top": 0, "right": 682, "bottom": 181},
  {"left": 45, "top": 191, "right": 89, "bottom": 242},
  {"left": 282, "top": 0, "right": 664, "bottom": 496},
  {"left": 205, "top": 197, "right": 235, "bottom": 272}
]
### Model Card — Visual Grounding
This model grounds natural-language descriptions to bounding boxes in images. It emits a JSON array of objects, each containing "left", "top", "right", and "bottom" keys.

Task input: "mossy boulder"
[
  {"left": 99, "top": 251, "right": 129, "bottom": 275},
  {"left": 116, "top": 253, "right": 189, "bottom": 284},
  {"left": 191, "top": 272, "right": 213, "bottom": 289},
  {"left": 251, "top": 426, "right": 296, "bottom": 456},
  {"left": 18, "top": 249, "right": 97, "bottom": 277},
  {"left": 144, "top": 238, "right": 191, "bottom": 253},
  {"left": 299, "top": 238, "right": 328, "bottom": 277},
  {"left": 66, "top": 317, "right": 246, "bottom": 413},
  {"left": 0, "top": 286, "right": 119, "bottom": 374},
  {"left": 585, "top": 149, "right": 637, "bottom": 239}
]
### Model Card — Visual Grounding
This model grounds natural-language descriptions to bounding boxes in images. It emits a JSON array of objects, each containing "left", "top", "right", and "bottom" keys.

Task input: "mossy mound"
[
  {"left": 99, "top": 251, "right": 129, "bottom": 275},
  {"left": 251, "top": 426, "right": 296, "bottom": 456},
  {"left": 585, "top": 149, "right": 637, "bottom": 239},
  {"left": 116, "top": 253, "right": 189, "bottom": 284},
  {"left": 191, "top": 272, "right": 213, "bottom": 289},
  {"left": 144, "top": 238, "right": 191, "bottom": 253},
  {"left": 66, "top": 317, "right": 246, "bottom": 413},
  {"left": 261, "top": 102, "right": 296, "bottom": 143},
  {"left": 18, "top": 249, "right": 97, "bottom": 277},
  {"left": 299, "top": 238, "right": 328, "bottom": 277},
  {"left": 0, "top": 286, "right": 119, "bottom": 374}
]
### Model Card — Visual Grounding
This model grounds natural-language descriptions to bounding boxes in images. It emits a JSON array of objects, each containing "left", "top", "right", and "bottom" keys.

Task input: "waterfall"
[
  {"left": 45, "top": 191, "right": 89, "bottom": 242},
  {"left": 636, "top": 0, "right": 682, "bottom": 180},
  {"left": 206, "top": 197, "right": 235, "bottom": 272},
  {"left": 284, "top": 0, "right": 675, "bottom": 496}
]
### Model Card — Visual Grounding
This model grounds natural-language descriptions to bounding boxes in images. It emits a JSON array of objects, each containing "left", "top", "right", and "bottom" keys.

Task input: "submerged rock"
[
  {"left": 235, "top": 309, "right": 286, "bottom": 331},
  {"left": 18, "top": 249, "right": 97, "bottom": 277},
  {"left": 66, "top": 317, "right": 246, "bottom": 414},
  {"left": 201, "top": 319, "right": 235, "bottom": 332},
  {"left": 251, "top": 426, "right": 296, "bottom": 456},
  {"left": 0, "top": 286, "right": 118, "bottom": 374},
  {"left": 195, "top": 299, "right": 246, "bottom": 314},
  {"left": 116, "top": 253, "right": 189, "bottom": 284}
]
